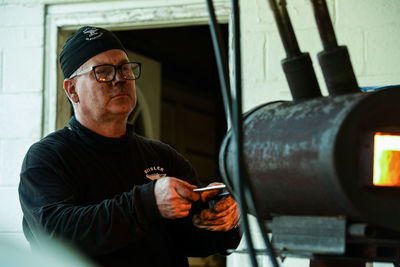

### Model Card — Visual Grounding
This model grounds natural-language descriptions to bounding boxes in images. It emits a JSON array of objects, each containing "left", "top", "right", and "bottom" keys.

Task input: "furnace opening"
[{"left": 373, "top": 132, "right": 400, "bottom": 186}]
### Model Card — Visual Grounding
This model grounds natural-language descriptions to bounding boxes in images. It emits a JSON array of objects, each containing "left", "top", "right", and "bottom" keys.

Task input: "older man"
[{"left": 19, "top": 26, "right": 240, "bottom": 267}]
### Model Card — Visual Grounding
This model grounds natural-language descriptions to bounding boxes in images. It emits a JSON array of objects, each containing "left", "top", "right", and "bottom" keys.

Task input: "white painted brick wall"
[
  {"left": 336, "top": 0, "right": 400, "bottom": 27},
  {"left": 0, "top": 26, "right": 44, "bottom": 48},
  {"left": 365, "top": 24, "right": 400, "bottom": 76},
  {"left": 335, "top": 27, "right": 365, "bottom": 76},
  {"left": 0, "top": 93, "right": 42, "bottom": 139},
  {"left": 334, "top": 0, "right": 400, "bottom": 90},
  {"left": 0, "top": 49, "right": 3, "bottom": 92},
  {"left": 0, "top": 187, "right": 23, "bottom": 232},
  {"left": 0, "top": 138, "right": 37, "bottom": 185},
  {"left": 0, "top": 4, "right": 44, "bottom": 26},
  {"left": 0, "top": 0, "right": 399, "bottom": 266},
  {"left": 3, "top": 47, "right": 43, "bottom": 93},
  {"left": 0, "top": 1, "right": 45, "bottom": 248}
]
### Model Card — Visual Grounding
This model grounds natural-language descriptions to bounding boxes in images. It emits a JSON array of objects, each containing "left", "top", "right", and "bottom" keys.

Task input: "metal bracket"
[{"left": 271, "top": 216, "right": 346, "bottom": 254}]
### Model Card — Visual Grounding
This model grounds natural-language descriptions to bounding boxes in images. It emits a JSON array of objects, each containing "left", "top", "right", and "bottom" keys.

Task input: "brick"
[
  {"left": 0, "top": 26, "right": 44, "bottom": 48},
  {"left": 2, "top": 47, "right": 43, "bottom": 93},
  {"left": 286, "top": 0, "right": 322, "bottom": 30},
  {"left": 4, "top": 0, "right": 91, "bottom": 3},
  {"left": 265, "top": 28, "right": 324, "bottom": 83},
  {"left": 358, "top": 75, "right": 400, "bottom": 88},
  {"left": 0, "top": 4, "right": 44, "bottom": 26},
  {"left": 0, "top": 49, "right": 3, "bottom": 93},
  {"left": 364, "top": 24, "right": 400, "bottom": 76},
  {"left": 241, "top": 0, "right": 335, "bottom": 33},
  {"left": 335, "top": 27, "right": 365, "bottom": 76},
  {"left": 264, "top": 30, "right": 326, "bottom": 85},
  {"left": 0, "top": 93, "right": 42, "bottom": 139},
  {"left": 296, "top": 27, "right": 324, "bottom": 82},
  {"left": 0, "top": 141, "right": 2, "bottom": 184},
  {"left": 0, "top": 138, "right": 37, "bottom": 185},
  {"left": 296, "top": 28, "right": 323, "bottom": 55},
  {"left": 243, "top": 80, "right": 288, "bottom": 112},
  {"left": 265, "top": 31, "right": 286, "bottom": 82},
  {"left": 336, "top": 0, "right": 400, "bottom": 28},
  {"left": 0, "top": 186, "right": 23, "bottom": 232},
  {"left": 242, "top": 31, "right": 266, "bottom": 83},
  {"left": 241, "top": 0, "right": 275, "bottom": 29}
]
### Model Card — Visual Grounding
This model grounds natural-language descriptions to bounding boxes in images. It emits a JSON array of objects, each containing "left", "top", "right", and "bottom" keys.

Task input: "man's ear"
[{"left": 63, "top": 79, "right": 79, "bottom": 103}]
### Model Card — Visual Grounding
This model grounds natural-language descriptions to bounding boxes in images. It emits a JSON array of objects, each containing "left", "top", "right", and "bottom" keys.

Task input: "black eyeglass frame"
[{"left": 69, "top": 62, "right": 142, "bottom": 82}]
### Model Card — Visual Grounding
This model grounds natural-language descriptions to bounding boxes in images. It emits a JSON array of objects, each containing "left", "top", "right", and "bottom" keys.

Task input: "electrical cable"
[
  {"left": 205, "top": 0, "right": 232, "bottom": 122},
  {"left": 205, "top": 0, "right": 258, "bottom": 266},
  {"left": 309, "top": 0, "right": 338, "bottom": 51},
  {"left": 229, "top": 1, "right": 262, "bottom": 266},
  {"left": 206, "top": 0, "right": 279, "bottom": 266},
  {"left": 268, "top": 0, "right": 322, "bottom": 100},
  {"left": 231, "top": 3, "right": 279, "bottom": 266},
  {"left": 268, "top": 0, "right": 300, "bottom": 57}
]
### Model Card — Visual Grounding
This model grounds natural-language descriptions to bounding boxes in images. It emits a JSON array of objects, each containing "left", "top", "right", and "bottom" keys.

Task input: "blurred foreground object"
[{"left": 0, "top": 235, "right": 96, "bottom": 267}]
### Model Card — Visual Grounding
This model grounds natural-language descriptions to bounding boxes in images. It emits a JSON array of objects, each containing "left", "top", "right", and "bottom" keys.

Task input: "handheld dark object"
[
  {"left": 193, "top": 185, "right": 230, "bottom": 210},
  {"left": 208, "top": 191, "right": 230, "bottom": 210}
]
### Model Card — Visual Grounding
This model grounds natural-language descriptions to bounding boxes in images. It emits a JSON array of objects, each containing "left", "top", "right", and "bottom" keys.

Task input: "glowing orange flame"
[{"left": 373, "top": 132, "right": 400, "bottom": 186}]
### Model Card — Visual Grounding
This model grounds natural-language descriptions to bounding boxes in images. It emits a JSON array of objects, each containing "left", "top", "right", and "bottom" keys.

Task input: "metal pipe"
[
  {"left": 268, "top": 0, "right": 322, "bottom": 100},
  {"left": 231, "top": 0, "right": 259, "bottom": 265},
  {"left": 268, "top": 0, "right": 300, "bottom": 57},
  {"left": 231, "top": 0, "right": 279, "bottom": 265},
  {"left": 206, "top": 1, "right": 267, "bottom": 266},
  {"left": 220, "top": 86, "right": 400, "bottom": 233},
  {"left": 348, "top": 224, "right": 376, "bottom": 238},
  {"left": 310, "top": 0, "right": 338, "bottom": 51},
  {"left": 309, "top": 0, "right": 360, "bottom": 95}
]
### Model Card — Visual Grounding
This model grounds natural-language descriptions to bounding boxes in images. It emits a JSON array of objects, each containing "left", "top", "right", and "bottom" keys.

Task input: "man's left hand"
[{"left": 193, "top": 183, "right": 240, "bottom": 231}]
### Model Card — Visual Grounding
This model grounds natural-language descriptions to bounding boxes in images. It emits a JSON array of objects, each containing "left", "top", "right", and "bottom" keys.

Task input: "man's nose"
[{"left": 113, "top": 69, "right": 125, "bottom": 84}]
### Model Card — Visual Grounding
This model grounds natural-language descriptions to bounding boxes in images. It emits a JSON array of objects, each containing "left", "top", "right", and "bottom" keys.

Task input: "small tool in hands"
[
  {"left": 193, "top": 184, "right": 230, "bottom": 210},
  {"left": 193, "top": 184, "right": 227, "bottom": 192}
]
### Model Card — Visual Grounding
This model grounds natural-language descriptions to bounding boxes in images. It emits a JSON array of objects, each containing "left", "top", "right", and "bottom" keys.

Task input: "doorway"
[
  {"left": 116, "top": 25, "right": 229, "bottom": 267},
  {"left": 115, "top": 25, "right": 229, "bottom": 187}
]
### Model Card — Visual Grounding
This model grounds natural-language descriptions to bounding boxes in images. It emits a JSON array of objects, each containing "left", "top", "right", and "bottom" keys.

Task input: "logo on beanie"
[{"left": 83, "top": 27, "right": 103, "bottom": 41}]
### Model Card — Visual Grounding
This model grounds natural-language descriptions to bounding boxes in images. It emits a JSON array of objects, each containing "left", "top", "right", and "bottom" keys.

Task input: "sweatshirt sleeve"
[
  {"left": 18, "top": 142, "right": 161, "bottom": 257},
  {"left": 166, "top": 215, "right": 242, "bottom": 257},
  {"left": 161, "top": 144, "right": 242, "bottom": 256}
]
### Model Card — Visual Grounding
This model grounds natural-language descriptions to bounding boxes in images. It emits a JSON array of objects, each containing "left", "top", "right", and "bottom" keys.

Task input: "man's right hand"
[{"left": 154, "top": 177, "right": 200, "bottom": 219}]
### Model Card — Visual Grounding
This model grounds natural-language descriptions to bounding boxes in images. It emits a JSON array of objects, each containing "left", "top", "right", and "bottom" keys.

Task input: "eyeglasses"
[{"left": 69, "top": 62, "right": 141, "bottom": 82}]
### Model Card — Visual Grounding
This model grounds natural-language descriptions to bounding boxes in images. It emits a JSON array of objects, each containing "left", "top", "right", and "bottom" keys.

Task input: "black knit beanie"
[{"left": 59, "top": 26, "right": 127, "bottom": 79}]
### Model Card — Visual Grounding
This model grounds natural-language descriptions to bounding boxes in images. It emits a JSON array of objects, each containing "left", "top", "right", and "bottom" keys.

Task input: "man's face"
[{"left": 73, "top": 49, "right": 136, "bottom": 123}]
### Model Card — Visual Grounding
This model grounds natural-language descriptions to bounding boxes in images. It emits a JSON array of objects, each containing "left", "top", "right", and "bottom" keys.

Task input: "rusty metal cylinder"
[{"left": 219, "top": 86, "right": 400, "bottom": 231}]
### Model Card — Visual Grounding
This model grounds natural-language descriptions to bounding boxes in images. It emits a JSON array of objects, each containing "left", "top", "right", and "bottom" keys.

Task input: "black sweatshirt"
[{"left": 19, "top": 116, "right": 240, "bottom": 267}]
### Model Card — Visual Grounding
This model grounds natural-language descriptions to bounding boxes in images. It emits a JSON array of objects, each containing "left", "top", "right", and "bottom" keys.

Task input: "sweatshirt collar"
[{"left": 68, "top": 116, "right": 134, "bottom": 149}]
